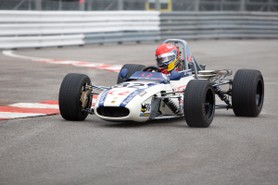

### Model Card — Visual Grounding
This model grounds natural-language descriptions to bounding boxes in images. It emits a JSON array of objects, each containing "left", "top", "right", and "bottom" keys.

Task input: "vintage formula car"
[{"left": 58, "top": 39, "right": 264, "bottom": 127}]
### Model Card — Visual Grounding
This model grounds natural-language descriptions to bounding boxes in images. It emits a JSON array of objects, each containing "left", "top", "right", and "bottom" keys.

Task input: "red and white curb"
[
  {"left": 0, "top": 101, "right": 59, "bottom": 121},
  {"left": 2, "top": 50, "right": 122, "bottom": 72},
  {"left": 1, "top": 49, "right": 117, "bottom": 120},
  {"left": 0, "top": 96, "right": 98, "bottom": 121}
]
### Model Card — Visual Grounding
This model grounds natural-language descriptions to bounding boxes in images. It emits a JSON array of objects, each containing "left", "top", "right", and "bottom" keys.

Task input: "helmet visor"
[{"left": 156, "top": 53, "right": 176, "bottom": 67}]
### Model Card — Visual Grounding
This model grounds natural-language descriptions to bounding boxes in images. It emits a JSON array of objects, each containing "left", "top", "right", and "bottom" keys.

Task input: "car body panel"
[{"left": 94, "top": 71, "right": 194, "bottom": 122}]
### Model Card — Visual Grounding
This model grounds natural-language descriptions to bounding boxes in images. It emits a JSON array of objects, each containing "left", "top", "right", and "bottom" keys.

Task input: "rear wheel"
[
  {"left": 184, "top": 80, "right": 215, "bottom": 127},
  {"left": 117, "top": 64, "right": 146, "bottom": 84},
  {"left": 232, "top": 69, "right": 264, "bottom": 117},
  {"left": 59, "top": 73, "right": 92, "bottom": 121}
]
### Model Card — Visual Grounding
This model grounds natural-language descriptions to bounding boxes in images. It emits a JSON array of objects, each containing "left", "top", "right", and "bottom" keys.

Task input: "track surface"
[{"left": 0, "top": 40, "right": 278, "bottom": 185}]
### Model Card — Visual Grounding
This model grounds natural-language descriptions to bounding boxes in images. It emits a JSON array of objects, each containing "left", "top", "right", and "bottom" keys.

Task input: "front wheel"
[
  {"left": 183, "top": 80, "right": 215, "bottom": 127},
  {"left": 117, "top": 64, "right": 146, "bottom": 84},
  {"left": 59, "top": 73, "right": 92, "bottom": 121}
]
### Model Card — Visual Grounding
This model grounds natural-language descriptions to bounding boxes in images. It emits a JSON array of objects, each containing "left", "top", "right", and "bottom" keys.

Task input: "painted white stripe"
[
  {"left": 47, "top": 60, "right": 82, "bottom": 65},
  {"left": 103, "top": 66, "right": 122, "bottom": 71},
  {"left": 0, "top": 112, "right": 45, "bottom": 119},
  {"left": 9, "top": 103, "right": 59, "bottom": 109},
  {"left": 72, "top": 62, "right": 106, "bottom": 67},
  {"left": 2, "top": 50, "right": 122, "bottom": 73},
  {"left": 2, "top": 50, "right": 49, "bottom": 61},
  {"left": 73, "top": 63, "right": 99, "bottom": 67}
]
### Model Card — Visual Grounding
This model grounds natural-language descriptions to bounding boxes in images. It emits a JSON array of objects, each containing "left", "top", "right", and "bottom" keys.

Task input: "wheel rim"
[
  {"left": 80, "top": 83, "right": 91, "bottom": 114},
  {"left": 256, "top": 80, "right": 263, "bottom": 107},
  {"left": 205, "top": 89, "right": 214, "bottom": 119}
]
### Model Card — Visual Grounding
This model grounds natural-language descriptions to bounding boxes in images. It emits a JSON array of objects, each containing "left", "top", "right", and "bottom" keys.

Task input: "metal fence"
[
  {"left": 1, "top": 0, "right": 278, "bottom": 11},
  {"left": 161, "top": 11, "right": 278, "bottom": 39},
  {"left": 0, "top": 0, "right": 148, "bottom": 11},
  {"left": 0, "top": 11, "right": 160, "bottom": 49},
  {"left": 1, "top": 10, "right": 278, "bottom": 49}
]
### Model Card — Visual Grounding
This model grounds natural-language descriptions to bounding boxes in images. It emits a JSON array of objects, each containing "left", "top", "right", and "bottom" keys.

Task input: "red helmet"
[{"left": 156, "top": 43, "right": 180, "bottom": 72}]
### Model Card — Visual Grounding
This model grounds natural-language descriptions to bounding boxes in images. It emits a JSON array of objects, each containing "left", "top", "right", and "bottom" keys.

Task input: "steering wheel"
[{"left": 142, "top": 66, "right": 160, "bottom": 72}]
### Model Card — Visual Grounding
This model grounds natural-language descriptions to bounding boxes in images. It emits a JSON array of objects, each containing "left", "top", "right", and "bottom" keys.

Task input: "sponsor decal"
[
  {"left": 141, "top": 104, "right": 151, "bottom": 113},
  {"left": 140, "top": 113, "right": 150, "bottom": 117},
  {"left": 139, "top": 91, "right": 147, "bottom": 97},
  {"left": 110, "top": 97, "right": 118, "bottom": 104},
  {"left": 186, "top": 55, "right": 193, "bottom": 62}
]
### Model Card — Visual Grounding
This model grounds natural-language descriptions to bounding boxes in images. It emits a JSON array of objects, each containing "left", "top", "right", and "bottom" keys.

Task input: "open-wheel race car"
[{"left": 58, "top": 39, "right": 264, "bottom": 127}]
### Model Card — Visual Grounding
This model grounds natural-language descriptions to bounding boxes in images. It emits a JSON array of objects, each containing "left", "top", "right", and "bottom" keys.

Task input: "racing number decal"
[
  {"left": 109, "top": 90, "right": 130, "bottom": 96},
  {"left": 113, "top": 82, "right": 147, "bottom": 89},
  {"left": 141, "top": 72, "right": 153, "bottom": 78},
  {"left": 113, "top": 82, "right": 154, "bottom": 107}
]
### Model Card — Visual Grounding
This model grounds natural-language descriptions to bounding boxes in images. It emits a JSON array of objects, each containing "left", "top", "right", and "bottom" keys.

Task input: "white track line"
[{"left": 2, "top": 50, "right": 122, "bottom": 72}]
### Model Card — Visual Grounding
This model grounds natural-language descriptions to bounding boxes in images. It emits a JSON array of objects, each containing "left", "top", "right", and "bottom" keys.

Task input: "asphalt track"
[{"left": 0, "top": 40, "right": 278, "bottom": 185}]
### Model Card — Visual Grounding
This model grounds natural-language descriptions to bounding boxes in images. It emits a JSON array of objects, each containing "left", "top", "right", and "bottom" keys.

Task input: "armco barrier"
[
  {"left": 1, "top": 11, "right": 278, "bottom": 49},
  {"left": 0, "top": 11, "right": 160, "bottom": 49},
  {"left": 160, "top": 12, "right": 278, "bottom": 40}
]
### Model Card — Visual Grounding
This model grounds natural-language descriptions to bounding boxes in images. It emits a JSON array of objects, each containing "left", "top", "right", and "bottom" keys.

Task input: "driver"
[{"left": 155, "top": 43, "right": 184, "bottom": 74}]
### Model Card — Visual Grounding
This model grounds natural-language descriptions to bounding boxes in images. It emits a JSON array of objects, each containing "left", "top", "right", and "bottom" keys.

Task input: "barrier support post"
[
  {"left": 194, "top": 0, "right": 199, "bottom": 11},
  {"left": 118, "top": 0, "right": 124, "bottom": 10},
  {"left": 240, "top": 0, "right": 245, "bottom": 11},
  {"left": 35, "top": 0, "right": 42, "bottom": 10}
]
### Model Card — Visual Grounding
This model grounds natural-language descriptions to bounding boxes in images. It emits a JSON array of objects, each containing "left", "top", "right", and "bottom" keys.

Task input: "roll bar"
[{"left": 163, "top": 39, "right": 200, "bottom": 79}]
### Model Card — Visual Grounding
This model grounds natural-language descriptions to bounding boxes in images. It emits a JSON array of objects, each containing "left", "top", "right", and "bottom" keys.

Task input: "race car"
[{"left": 58, "top": 39, "right": 264, "bottom": 127}]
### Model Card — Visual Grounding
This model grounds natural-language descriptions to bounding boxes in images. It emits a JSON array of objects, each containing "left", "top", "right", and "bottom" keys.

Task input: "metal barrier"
[
  {"left": 160, "top": 12, "right": 278, "bottom": 39},
  {"left": 0, "top": 11, "right": 160, "bottom": 49},
  {"left": 1, "top": 11, "right": 278, "bottom": 49}
]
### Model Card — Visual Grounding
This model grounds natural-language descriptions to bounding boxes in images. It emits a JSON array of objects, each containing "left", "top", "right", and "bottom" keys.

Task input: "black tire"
[
  {"left": 117, "top": 64, "right": 146, "bottom": 84},
  {"left": 232, "top": 69, "right": 264, "bottom": 117},
  {"left": 59, "top": 73, "right": 91, "bottom": 121},
  {"left": 184, "top": 80, "right": 215, "bottom": 127}
]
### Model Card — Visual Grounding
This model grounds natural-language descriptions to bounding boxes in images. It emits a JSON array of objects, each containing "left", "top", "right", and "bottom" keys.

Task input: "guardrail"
[
  {"left": 160, "top": 12, "right": 278, "bottom": 39},
  {"left": 0, "top": 11, "right": 160, "bottom": 49},
  {"left": 1, "top": 11, "right": 278, "bottom": 49}
]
